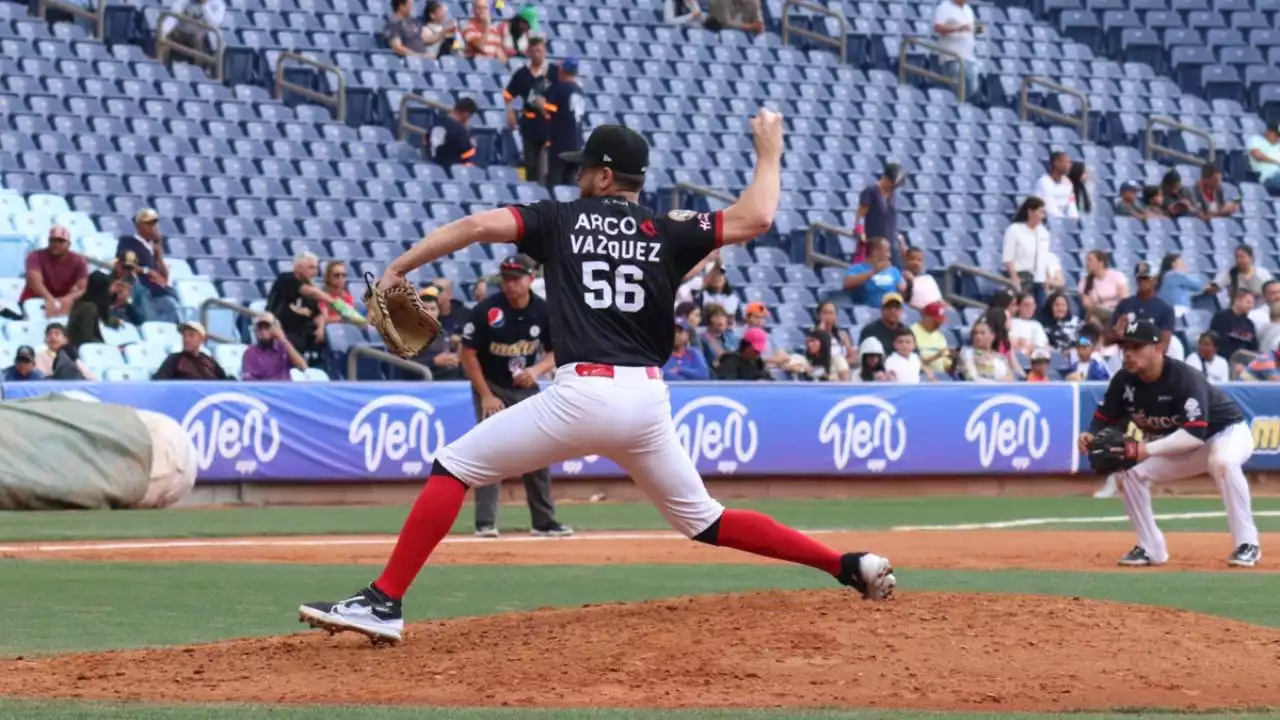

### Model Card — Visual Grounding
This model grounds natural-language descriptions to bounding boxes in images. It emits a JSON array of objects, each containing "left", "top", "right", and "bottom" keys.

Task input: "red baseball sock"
[
  {"left": 373, "top": 473, "right": 467, "bottom": 599},
  {"left": 712, "top": 509, "right": 843, "bottom": 576}
]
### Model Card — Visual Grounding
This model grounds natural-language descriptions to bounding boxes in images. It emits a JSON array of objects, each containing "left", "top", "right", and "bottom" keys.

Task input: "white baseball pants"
[
  {"left": 1118, "top": 421, "right": 1258, "bottom": 563},
  {"left": 435, "top": 363, "right": 725, "bottom": 538}
]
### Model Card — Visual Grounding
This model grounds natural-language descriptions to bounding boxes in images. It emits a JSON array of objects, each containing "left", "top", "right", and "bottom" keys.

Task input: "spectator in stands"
[
  {"left": 911, "top": 301, "right": 952, "bottom": 377},
  {"left": 1064, "top": 329, "right": 1111, "bottom": 382},
  {"left": 684, "top": 262, "right": 740, "bottom": 319},
  {"left": 420, "top": 1, "right": 460, "bottom": 58},
  {"left": 19, "top": 225, "right": 88, "bottom": 320},
  {"left": 859, "top": 292, "right": 908, "bottom": 353},
  {"left": 1113, "top": 181, "right": 1146, "bottom": 219},
  {"left": 959, "top": 320, "right": 1013, "bottom": 382},
  {"left": 116, "top": 209, "right": 180, "bottom": 324},
  {"left": 68, "top": 261, "right": 148, "bottom": 347},
  {"left": 1079, "top": 249, "right": 1127, "bottom": 322},
  {"left": 706, "top": 0, "right": 763, "bottom": 33},
  {"left": 462, "top": 0, "right": 505, "bottom": 59},
  {"left": 812, "top": 301, "right": 855, "bottom": 361},
  {"left": 430, "top": 277, "right": 468, "bottom": 339},
  {"left": 416, "top": 287, "right": 463, "bottom": 380},
  {"left": 844, "top": 237, "right": 905, "bottom": 307},
  {"left": 2, "top": 346, "right": 44, "bottom": 382},
  {"left": 663, "top": 317, "right": 710, "bottom": 381},
  {"left": 675, "top": 302, "right": 702, "bottom": 349},
  {"left": 159, "top": 0, "right": 226, "bottom": 56},
  {"left": 1187, "top": 163, "right": 1240, "bottom": 220},
  {"left": 1008, "top": 292, "right": 1049, "bottom": 354},
  {"left": 853, "top": 337, "right": 890, "bottom": 382},
  {"left": 242, "top": 313, "right": 308, "bottom": 381},
  {"left": 1185, "top": 331, "right": 1230, "bottom": 383},
  {"left": 471, "top": 278, "right": 489, "bottom": 304},
  {"left": 1112, "top": 262, "right": 1175, "bottom": 350},
  {"left": 1241, "top": 349, "right": 1280, "bottom": 382},
  {"left": 36, "top": 322, "right": 92, "bottom": 380},
  {"left": 1067, "top": 162, "right": 1092, "bottom": 216},
  {"left": 1209, "top": 289, "right": 1259, "bottom": 361},
  {"left": 505, "top": 36, "right": 557, "bottom": 184},
  {"left": 700, "top": 303, "right": 738, "bottom": 367},
  {"left": 852, "top": 164, "right": 906, "bottom": 265},
  {"left": 544, "top": 58, "right": 585, "bottom": 189},
  {"left": 318, "top": 260, "right": 363, "bottom": 324},
  {"left": 791, "top": 329, "right": 850, "bottom": 382},
  {"left": 1141, "top": 185, "right": 1169, "bottom": 219},
  {"left": 665, "top": 0, "right": 704, "bottom": 25},
  {"left": 1033, "top": 151, "right": 1078, "bottom": 220},
  {"left": 1250, "top": 280, "right": 1280, "bottom": 328},
  {"left": 1247, "top": 122, "right": 1280, "bottom": 195},
  {"left": 266, "top": 251, "right": 329, "bottom": 370},
  {"left": 153, "top": 321, "right": 227, "bottom": 380},
  {"left": 1001, "top": 196, "right": 1052, "bottom": 303},
  {"left": 385, "top": 0, "right": 443, "bottom": 58},
  {"left": 502, "top": 6, "right": 541, "bottom": 58},
  {"left": 429, "top": 97, "right": 479, "bottom": 168},
  {"left": 932, "top": 0, "right": 980, "bottom": 102},
  {"left": 1039, "top": 291, "right": 1081, "bottom": 353},
  {"left": 885, "top": 328, "right": 926, "bottom": 383},
  {"left": 1025, "top": 349, "right": 1052, "bottom": 382},
  {"left": 742, "top": 301, "right": 791, "bottom": 367},
  {"left": 1209, "top": 245, "right": 1274, "bottom": 307},
  {"left": 1258, "top": 299, "right": 1280, "bottom": 354},
  {"left": 1154, "top": 253, "right": 1209, "bottom": 318},
  {"left": 902, "top": 246, "right": 943, "bottom": 310},
  {"left": 1159, "top": 170, "right": 1196, "bottom": 219},
  {"left": 714, "top": 328, "right": 770, "bottom": 381}
]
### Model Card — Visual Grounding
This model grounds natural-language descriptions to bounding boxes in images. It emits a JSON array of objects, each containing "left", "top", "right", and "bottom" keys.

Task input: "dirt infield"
[
  {"left": 3, "top": 590, "right": 1279, "bottom": 712},
  {"left": 3, "top": 529, "right": 1275, "bottom": 572}
]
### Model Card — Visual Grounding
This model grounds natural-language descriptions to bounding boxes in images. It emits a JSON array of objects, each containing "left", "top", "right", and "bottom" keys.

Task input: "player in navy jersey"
[{"left": 300, "top": 110, "right": 896, "bottom": 645}]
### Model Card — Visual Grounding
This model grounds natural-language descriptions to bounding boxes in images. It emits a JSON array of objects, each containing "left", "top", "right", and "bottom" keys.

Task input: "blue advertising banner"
[{"left": 1, "top": 380, "right": 1275, "bottom": 481}]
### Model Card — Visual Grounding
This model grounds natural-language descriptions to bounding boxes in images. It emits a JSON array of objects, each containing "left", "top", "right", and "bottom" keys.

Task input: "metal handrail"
[
  {"left": 198, "top": 297, "right": 265, "bottom": 345},
  {"left": 1230, "top": 349, "right": 1260, "bottom": 381},
  {"left": 37, "top": 0, "right": 106, "bottom": 39},
  {"left": 1019, "top": 76, "right": 1089, "bottom": 143},
  {"left": 803, "top": 221, "right": 855, "bottom": 270},
  {"left": 943, "top": 263, "right": 1018, "bottom": 310},
  {"left": 155, "top": 10, "right": 225, "bottom": 81},
  {"left": 899, "top": 37, "right": 967, "bottom": 104},
  {"left": 274, "top": 51, "right": 346, "bottom": 122},
  {"left": 396, "top": 93, "right": 452, "bottom": 143},
  {"left": 347, "top": 345, "right": 432, "bottom": 381},
  {"left": 1145, "top": 116, "right": 1217, "bottom": 166},
  {"left": 780, "top": 0, "right": 849, "bottom": 64}
]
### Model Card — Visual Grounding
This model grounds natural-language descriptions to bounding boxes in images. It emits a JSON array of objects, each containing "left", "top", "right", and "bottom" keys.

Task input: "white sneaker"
[
  {"left": 837, "top": 552, "right": 896, "bottom": 600},
  {"left": 1093, "top": 475, "right": 1118, "bottom": 499}
]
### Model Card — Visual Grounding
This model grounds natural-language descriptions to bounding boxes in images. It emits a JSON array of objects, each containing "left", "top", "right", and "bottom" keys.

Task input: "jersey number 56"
[{"left": 582, "top": 261, "right": 645, "bottom": 313}]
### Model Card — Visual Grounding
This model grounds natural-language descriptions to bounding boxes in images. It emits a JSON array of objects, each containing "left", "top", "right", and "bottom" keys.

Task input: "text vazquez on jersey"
[{"left": 569, "top": 212, "right": 667, "bottom": 262}]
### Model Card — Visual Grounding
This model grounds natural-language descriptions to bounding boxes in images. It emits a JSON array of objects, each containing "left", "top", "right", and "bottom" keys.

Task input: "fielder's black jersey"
[
  {"left": 507, "top": 198, "right": 722, "bottom": 367},
  {"left": 460, "top": 291, "right": 552, "bottom": 390},
  {"left": 1089, "top": 357, "right": 1244, "bottom": 441}
]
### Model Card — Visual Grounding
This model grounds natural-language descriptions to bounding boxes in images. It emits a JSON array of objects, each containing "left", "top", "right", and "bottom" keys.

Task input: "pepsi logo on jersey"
[
  {"left": 818, "top": 396, "right": 907, "bottom": 472},
  {"left": 487, "top": 307, "right": 504, "bottom": 328}
]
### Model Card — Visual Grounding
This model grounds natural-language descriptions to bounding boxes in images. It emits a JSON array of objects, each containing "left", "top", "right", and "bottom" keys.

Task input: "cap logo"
[{"left": 602, "top": 154, "right": 612, "bottom": 162}]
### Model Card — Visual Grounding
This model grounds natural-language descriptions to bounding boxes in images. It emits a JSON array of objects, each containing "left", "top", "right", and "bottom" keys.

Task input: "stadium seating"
[{"left": 0, "top": 0, "right": 1278, "bottom": 380}]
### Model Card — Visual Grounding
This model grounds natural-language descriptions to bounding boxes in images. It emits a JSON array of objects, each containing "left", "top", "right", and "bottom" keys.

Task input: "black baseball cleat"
[
  {"left": 1228, "top": 543, "right": 1261, "bottom": 568},
  {"left": 836, "top": 552, "right": 896, "bottom": 600},
  {"left": 299, "top": 584, "right": 404, "bottom": 645},
  {"left": 1117, "top": 545, "right": 1161, "bottom": 567}
]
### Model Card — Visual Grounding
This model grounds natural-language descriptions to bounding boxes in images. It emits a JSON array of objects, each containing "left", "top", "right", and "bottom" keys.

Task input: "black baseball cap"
[
  {"left": 14, "top": 345, "right": 34, "bottom": 363},
  {"left": 499, "top": 253, "right": 536, "bottom": 277},
  {"left": 559, "top": 124, "right": 649, "bottom": 176},
  {"left": 1134, "top": 261, "right": 1155, "bottom": 279},
  {"left": 1122, "top": 319, "right": 1161, "bottom": 346}
]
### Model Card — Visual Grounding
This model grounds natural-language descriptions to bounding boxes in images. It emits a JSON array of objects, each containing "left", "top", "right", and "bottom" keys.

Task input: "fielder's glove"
[
  {"left": 362, "top": 272, "right": 442, "bottom": 359},
  {"left": 1087, "top": 425, "right": 1140, "bottom": 475}
]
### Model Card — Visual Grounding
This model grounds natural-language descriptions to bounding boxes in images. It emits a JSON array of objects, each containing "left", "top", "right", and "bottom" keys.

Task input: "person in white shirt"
[
  {"left": 902, "top": 246, "right": 944, "bottom": 310},
  {"left": 1247, "top": 122, "right": 1280, "bottom": 194},
  {"left": 884, "top": 328, "right": 926, "bottom": 383},
  {"left": 1008, "top": 292, "right": 1050, "bottom": 354},
  {"left": 1255, "top": 299, "right": 1280, "bottom": 353},
  {"left": 932, "top": 0, "right": 981, "bottom": 102},
  {"left": 1247, "top": 279, "right": 1279, "bottom": 328},
  {"left": 160, "top": 0, "right": 227, "bottom": 52},
  {"left": 1002, "top": 196, "right": 1054, "bottom": 303},
  {"left": 1032, "top": 150, "right": 1079, "bottom": 220},
  {"left": 1185, "top": 331, "right": 1231, "bottom": 383}
]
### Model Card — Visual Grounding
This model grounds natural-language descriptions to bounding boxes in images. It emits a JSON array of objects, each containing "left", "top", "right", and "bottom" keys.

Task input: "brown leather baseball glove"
[{"left": 362, "top": 272, "right": 442, "bottom": 358}]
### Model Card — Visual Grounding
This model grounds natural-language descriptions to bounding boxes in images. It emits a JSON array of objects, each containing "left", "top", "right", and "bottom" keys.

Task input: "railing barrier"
[
  {"left": 274, "top": 51, "right": 346, "bottom": 122},
  {"left": 1145, "top": 116, "right": 1217, "bottom": 166},
  {"left": 899, "top": 36, "right": 967, "bottom": 104},
  {"left": 779, "top": 0, "right": 849, "bottom": 64},
  {"left": 1019, "top": 76, "right": 1089, "bottom": 143},
  {"left": 155, "top": 10, "right": 225, "bottom": 80},
  {"left": 36, "top": 0, "right": 106, "bottom": 40}
]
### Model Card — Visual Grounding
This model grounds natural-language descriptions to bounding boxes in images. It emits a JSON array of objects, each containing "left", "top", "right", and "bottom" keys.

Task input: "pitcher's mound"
[{"left": 3, "top": 590, "right": 1279, "bottom": 712}]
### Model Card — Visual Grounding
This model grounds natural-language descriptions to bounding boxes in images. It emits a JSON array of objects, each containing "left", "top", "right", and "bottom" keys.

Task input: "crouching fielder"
[{"left": 1080, "top": 318, "right": 1260, "bottom": 568}]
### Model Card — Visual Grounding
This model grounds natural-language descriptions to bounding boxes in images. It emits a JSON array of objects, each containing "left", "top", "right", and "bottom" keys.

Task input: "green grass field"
[{"left": 3, "top": 496, "right": 1279, "bottom": 719}]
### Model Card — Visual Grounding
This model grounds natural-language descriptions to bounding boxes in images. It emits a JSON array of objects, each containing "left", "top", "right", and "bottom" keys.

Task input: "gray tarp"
[{"left": 0, "top": 395, "right": 154, "bottom": 510}]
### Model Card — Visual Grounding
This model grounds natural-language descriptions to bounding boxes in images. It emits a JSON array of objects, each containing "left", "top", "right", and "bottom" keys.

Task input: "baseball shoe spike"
[
  {"left": 1117, "top": 545, "right": 1161, "bottom": 567},
  {"left": 1228, "top": 543, "right": 1261, "bottom": 568},
  {"left": 298, "top": 584, "right": 404, "bottom": 644},
  {"left": 531, "top": 523, "right": 574, "bottom": 538},
  {"left": 837, "top": 552, "right": 896, "bottom": 600}
]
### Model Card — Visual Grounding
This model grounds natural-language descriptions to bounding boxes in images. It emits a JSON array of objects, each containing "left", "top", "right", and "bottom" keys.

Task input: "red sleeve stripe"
[
  {"left": 1184, "top": 421, "right": 1208, "bottom": 428},
  {"left": 713, "top": 211, "right": 724, "bottom": 248},
  {"left": 1093, "top": 411, "right": 1111, "bottom": 421},
  {"left": 507, "top": 206, "right": 525, "bottom": 243}
]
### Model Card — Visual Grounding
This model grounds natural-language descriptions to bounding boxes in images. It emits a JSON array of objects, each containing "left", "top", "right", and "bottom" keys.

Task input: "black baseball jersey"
[
  {"left": 429, "top": 116, "right": 476, "bottom": 167},
  {"left": 507, "top": 199, "right": 723, "bottom": 367},
  {"left": 1089, "top": 357, "right": 1244, "bottom": 441},
  {"left": 504, "top": 64, "right": 559, "bottom": 143},
  {"left": 460, "top": 292, "right": 552, "bottom": 389}
]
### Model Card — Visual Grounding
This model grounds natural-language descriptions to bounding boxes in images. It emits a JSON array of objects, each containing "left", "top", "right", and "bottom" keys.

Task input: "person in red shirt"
[
  {"left": 461, "top": 0, "right": 506, "bottom": 59},
  {"left": 19, "top": 225, "right": 88, "bottom": 318}
]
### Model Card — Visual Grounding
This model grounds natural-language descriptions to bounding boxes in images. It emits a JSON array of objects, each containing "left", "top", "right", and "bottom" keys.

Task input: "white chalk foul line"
[{"left": 893, "top": 510, "right": 1280, "bottom": 532}]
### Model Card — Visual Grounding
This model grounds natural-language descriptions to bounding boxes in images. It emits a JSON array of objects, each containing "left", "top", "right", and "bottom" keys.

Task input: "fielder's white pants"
[
  {"left": 1118, "top": 421, "right": 1258, "bottom": 562},
  {"left": 435, "top": 364, "right": 725, "bottom": 538}
]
